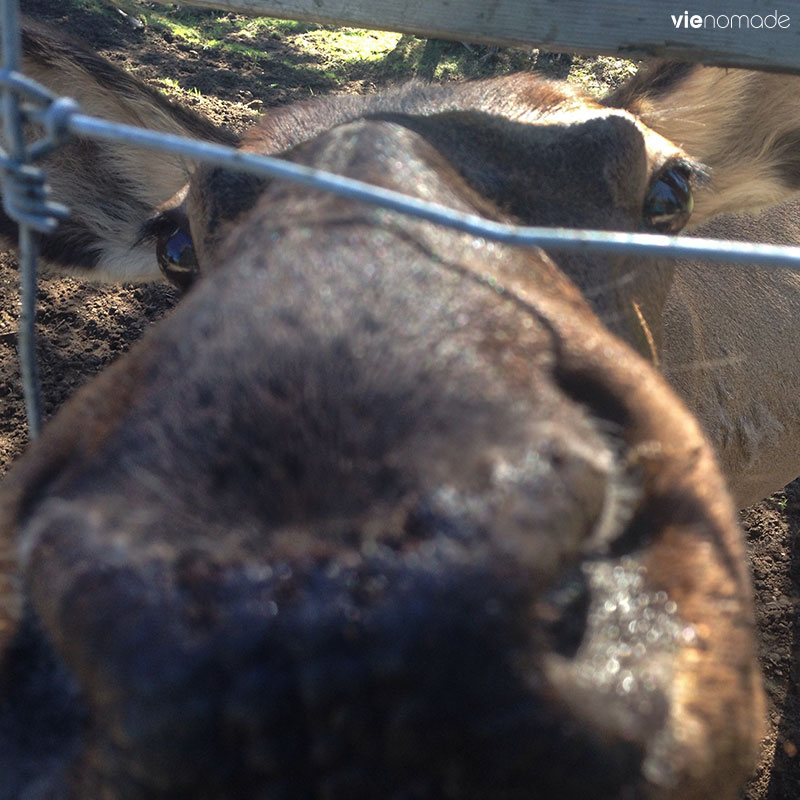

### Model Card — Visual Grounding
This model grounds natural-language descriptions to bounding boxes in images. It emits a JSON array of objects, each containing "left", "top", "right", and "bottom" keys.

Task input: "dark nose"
[{"left": 20, "top": 434, "right": 657, "bottom": 799}]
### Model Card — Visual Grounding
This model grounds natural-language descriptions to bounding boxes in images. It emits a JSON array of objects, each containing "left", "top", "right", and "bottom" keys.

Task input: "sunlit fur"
[{"left": 0, "top": 21, "right": 237, "bottom": 280}]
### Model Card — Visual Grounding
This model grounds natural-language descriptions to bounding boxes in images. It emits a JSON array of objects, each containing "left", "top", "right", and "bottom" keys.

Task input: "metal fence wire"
[{"left": 3, "top": 0, "right": 800, "bottom": 439}]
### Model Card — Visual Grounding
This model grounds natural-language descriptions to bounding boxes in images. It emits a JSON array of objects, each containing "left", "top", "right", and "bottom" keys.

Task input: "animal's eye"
[
  {"left": 642, "top": 165, "right": 694, "bottom": 234},
  {"left": 156, "top": 227, "right": 198, "bottom": 290}
]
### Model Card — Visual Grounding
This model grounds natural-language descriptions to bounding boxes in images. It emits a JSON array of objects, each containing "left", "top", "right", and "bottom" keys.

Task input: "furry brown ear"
[
  {"left": 606, "top": 62, "right": 800, "bottom": 225},
  {"left": 0, "top": 20, "right": 238, "bottom": 281}
]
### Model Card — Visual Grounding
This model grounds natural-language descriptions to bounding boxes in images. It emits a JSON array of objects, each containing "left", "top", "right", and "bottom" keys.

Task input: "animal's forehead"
[
  {"left": 236, "top": 71, "right": 686, "bottom": 166},
  {"left": 194, "top": 107, "right": 680, "bottom": 212}
]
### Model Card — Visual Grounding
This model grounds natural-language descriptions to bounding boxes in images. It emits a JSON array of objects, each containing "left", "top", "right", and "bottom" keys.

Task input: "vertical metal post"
[
  {"left": 1, "top": 0, "right": 42, "bottom": 439},
  {"left": 16, "top": 225, "right": 41, "bottom": 438}
]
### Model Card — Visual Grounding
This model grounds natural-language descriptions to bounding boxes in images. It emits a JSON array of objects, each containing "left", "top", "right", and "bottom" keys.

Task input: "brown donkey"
[{"left": 0, "top": 24, "right": 784, "bottom": 800}]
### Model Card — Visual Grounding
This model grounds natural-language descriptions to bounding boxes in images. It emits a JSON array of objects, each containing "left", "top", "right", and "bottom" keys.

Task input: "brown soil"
[{"left": 2, "top": 3, "right": 799, "bottom": 798}]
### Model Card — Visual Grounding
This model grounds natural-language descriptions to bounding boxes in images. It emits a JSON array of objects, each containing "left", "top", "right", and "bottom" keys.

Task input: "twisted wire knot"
[
  {"left": 0, "top": 156, "right": 68, "bottom": 233},
  {"left": 0, "top": 69, "right": 77, "bottom": 233}
]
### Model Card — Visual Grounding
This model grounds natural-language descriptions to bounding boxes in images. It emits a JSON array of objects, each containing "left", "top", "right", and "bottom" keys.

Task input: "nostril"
[
  {"left": 541, "top": 555, "right": 685, "bottom": 791},
  {"left": 536, "top": 566, "right": 591, "bottom": 659}
]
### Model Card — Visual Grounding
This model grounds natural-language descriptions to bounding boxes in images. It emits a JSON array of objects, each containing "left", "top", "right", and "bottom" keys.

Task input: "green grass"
[
  {"left": 68, "top": 1, "right": 534, "bottom": 82},
  {"left": 64, "top": 0, "right": 635, "bottom": 92},
  {"left": 154, "top": 75, "right": 181, "bottom": 91},
  {"left": 114, "top": 5, "right": 408, "bottom": 79},
  {"left": 292, "top": 28, "right": 403, "bottom": 64}
]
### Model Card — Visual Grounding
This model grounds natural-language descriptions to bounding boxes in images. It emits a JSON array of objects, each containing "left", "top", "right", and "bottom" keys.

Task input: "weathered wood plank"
[{"left": 151, "top": 0, "right": 800, "bottom": 72}]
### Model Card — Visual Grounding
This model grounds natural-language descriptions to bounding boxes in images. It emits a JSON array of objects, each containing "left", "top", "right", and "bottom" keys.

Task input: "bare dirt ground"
[{"left": 2, "top": 2, "right": 799, "bottom": 797}]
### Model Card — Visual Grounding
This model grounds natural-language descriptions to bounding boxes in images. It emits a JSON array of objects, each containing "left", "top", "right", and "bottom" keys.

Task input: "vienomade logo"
[{"left": 671, "top": 9, "right": 791, "bottom": 28}]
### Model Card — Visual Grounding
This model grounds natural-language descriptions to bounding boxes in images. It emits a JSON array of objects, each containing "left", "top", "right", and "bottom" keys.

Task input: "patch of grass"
[
  {"left": 292, "top": 28, "right": 403, "bottom": 67},
  {"left": 120, "top": 5, "right": 393, "bottom": 80},
  {"left": 145, "top": 12, "right": 209, "bottom": 46},
  {"left": 154, "top": 75, "right": 181, "bottom": 91},
  {"left": 129, "top": 8, "right": 419, "bottom": 82},
  {"left": 64, "top": 0, "right": 637, "bottom": 92},
  {"left": 567, "top": 56, "right": 638, "bottom": 96},
  {"left": 244, "top": 17, "right": 322, "bottom": 35},
  {"left": 433, "top": 51, "right": 463, "bottom": 81}
]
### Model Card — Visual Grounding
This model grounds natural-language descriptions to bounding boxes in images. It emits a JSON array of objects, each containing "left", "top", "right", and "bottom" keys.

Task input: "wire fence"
[{"left": 2, "top": 0, "right": 800, "bottom": 438}]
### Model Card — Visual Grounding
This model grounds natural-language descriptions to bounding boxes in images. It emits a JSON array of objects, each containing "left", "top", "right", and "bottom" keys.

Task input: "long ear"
[
  {"left": 606, "top": 63, "right": 800, "bottom": 226},
  {"left": 1, "top": 20, "right": 239, "bottom": 281}
]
